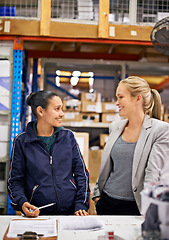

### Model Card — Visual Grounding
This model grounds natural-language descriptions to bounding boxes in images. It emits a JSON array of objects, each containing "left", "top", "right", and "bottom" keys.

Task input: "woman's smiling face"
[
  {"left": 116, "top": 83, "right": 139, "bottom": 118},
  {"left": 40, "top": 96, "right": 64, "bottom": 128}
]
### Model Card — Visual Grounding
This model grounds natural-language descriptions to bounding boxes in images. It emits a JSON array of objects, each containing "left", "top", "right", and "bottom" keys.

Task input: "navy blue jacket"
[{"left": 7, "top": 121, "right": 90, "bottom": 215}]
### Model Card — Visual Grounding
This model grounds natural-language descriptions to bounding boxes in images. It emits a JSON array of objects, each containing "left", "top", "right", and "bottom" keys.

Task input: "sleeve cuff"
[
  {"left": 17, "top": 196, "right": 28, "bottom": 211},
  {"left": 74, "top": 202, "right": 89, "bottom": 213}
]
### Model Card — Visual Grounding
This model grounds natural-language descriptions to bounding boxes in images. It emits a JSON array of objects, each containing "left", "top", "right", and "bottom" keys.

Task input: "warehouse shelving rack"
[{"left": 7, "top": 48, "right": 23, "bottom": 215}]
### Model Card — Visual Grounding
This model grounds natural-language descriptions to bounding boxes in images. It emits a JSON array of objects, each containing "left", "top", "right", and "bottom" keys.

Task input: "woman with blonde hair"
[{"left": 93, "top": 76, "right": 169, "bottom": 215}]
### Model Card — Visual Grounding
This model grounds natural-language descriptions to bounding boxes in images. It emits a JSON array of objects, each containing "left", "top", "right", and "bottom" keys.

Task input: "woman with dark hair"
[
  {"left": 8, "top": 90, "right": 90, "bottom": 217},
  {"left": 92, "top": 76, "right": 169, "bottom": 215}
]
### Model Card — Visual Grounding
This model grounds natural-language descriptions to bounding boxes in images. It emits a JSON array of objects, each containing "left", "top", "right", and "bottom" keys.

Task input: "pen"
[
  {"left": 38, "top": 202, "right": 56, "bottom": 210},
  {"left": 29, "top": 203, "right": 56, "bottom": 212}
]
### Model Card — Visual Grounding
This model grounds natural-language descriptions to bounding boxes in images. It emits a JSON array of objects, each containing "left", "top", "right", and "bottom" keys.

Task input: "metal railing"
[
  {"left": 0, "top": 0, "right": 40, "bottom": 19},
  {"left": 0, "top": 0, "right": 169, "bottom": 25},
  {"left": 109, "top": 0, "right": 129, "bottom": 23},
  {"left": 137, "top": 0, "right": 169, "bottom": 24}
]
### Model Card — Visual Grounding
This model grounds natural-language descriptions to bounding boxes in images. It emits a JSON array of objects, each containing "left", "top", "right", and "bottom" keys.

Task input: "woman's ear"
[
  {"left": 136, "top": 95, "right": 144, "bottom": 106},
  {"left": 36, "top": 106, "right": 44, "bottom": 117},
  {"left": 137, "top": 95, "right": 143, "bottom": 103}
]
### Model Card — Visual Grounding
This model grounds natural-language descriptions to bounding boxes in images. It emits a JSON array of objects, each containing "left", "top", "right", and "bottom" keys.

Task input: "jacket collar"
[
  {"left": 25, "top": 121, "right": 38, "bottom": 142},
  {"left": 25, "top": 121, "right": 65, "bottom": 143}
]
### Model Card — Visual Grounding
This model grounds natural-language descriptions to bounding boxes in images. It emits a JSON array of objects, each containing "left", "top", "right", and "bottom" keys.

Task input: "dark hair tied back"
[
  {"left": 26, "top": 90, "right": 58, "bottom": 118},
  {"left": 26, "top": 92, "right": 36, "bottom": 106}
]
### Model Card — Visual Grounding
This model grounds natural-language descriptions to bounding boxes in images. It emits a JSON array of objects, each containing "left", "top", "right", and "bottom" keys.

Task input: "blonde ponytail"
[{"left": 150, "top": 89, "right": 162, "bottom": 120}]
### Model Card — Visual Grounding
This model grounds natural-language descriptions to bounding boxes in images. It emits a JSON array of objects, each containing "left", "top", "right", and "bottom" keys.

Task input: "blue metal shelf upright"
[{"left": 7, "top": 48, "right": 23, "bottom": 215}]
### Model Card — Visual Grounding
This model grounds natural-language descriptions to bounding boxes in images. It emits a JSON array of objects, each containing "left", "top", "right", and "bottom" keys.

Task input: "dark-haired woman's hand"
[
  {"left": 22, "top": 202, "right": 40, "bottom": 217},
  {"left": 74, "top": 209, "right": 88, "bottom": 216}
]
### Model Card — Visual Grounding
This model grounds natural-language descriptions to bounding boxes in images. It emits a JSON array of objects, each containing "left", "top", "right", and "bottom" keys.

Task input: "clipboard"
[{"left": 3, "top": 219, "right": 58, "bottom": 240}]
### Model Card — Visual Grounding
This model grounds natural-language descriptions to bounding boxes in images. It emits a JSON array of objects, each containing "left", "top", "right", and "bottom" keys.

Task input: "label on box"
[
  {"left": 85, "top": 93, "right": 96, "bottom": 102},
  {"left": 105, "top": 103, "right": 117, "bottom": 111},
  {"left": 87, "top": 104, "right": 97, "bottom": 112},
  {"left": 106, "top": 114, "right": 120, "bottom": 122},
  {"left": 64, "top": 112, "right": 78, "bottom": 119},
  {"left": 66, "top": 100, "right": 80, "bottom": 107}
]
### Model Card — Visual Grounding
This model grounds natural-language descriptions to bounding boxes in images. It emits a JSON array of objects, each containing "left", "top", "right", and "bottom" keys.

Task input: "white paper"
[
  {"left": 59, "top": 216, "right": 104, "bottom": 231},
  {"left": 7, "top": 219, "right": 57, "bottom": 238}
]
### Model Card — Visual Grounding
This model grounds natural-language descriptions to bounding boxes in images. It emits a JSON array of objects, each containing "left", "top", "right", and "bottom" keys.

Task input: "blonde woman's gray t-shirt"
[{"left": 103, "top": 135, "right": 137, "bottom": 201}]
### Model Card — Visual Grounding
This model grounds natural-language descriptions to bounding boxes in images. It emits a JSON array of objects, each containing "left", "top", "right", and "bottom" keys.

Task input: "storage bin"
[{"left": 0, "top": 6, "right": 16, "bottom": 16}]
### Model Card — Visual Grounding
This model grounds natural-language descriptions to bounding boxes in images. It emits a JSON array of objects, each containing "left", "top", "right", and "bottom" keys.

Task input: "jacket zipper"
[
  {"left": 50, "top": 155, "right": 60, "bottom": 213},
  {"left": 50, "top": 156, "right": 52, "bottom": 164}
]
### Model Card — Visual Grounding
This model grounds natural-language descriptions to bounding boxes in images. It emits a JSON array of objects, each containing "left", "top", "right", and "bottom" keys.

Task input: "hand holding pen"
[
  {"left": 22, "top": 202, "right": 56, "bottom": 217},
  {"left": 22, "top": 202, "right": 40, "bottom": 217}
]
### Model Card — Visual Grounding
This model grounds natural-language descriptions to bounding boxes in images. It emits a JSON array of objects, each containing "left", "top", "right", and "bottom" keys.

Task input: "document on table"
[
  {"left": 59, "top": 216, "right": 104, "bottom": 231},
  {"left": 7, "top": 219, "right": 57, "bottom": 238}
]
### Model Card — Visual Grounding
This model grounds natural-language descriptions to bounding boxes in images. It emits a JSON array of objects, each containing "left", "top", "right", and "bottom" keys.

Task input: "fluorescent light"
[
  {"left": 70, "top": 76, "right": 79, "bottom": 86},
  {"left": 88, "top": 72, "right": 94, "bottom": 77},
  {"left": 89, "top": 77, "right": 94, "bottom": 86},
  {"left": 56, "top": 70, "right": 61, "bottom": 76},
  {"left": 72, "top": 71, "right": 81, "bottom": 77},
  {"left": 55, "top": 76, "right": 60, "bottom": 86}
]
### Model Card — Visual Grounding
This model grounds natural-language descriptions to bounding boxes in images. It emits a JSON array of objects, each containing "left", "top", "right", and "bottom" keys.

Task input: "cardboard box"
[
  {"left": 100, "top": 134, "right": 109, "bottom": 147},
  {"left": 74, "top": 132, "right": 89, "bottom": 168},
  {"left": 164, "top": 114, "right": 169, "bottom": 123},
  {"left": 80, "top": 92, "right": 101, "bottom": 103},
  {"left": 62, "top": 112, "right": 82, "bottom": 121},
  {"left": 102, "top": 102, "right": 119, "bottom": 113},
  {"left": 81, "top": 102, "right": 102, "bottom": 113},
  {"left": 89, "top": 183, "right": 97, "bottom": 215},
  {"left": 89, "top": 149, "right": 103, "bottom": 183},
  {"left": 81, "top": 113, "right": 100, "bottom": 122},
  {"left": 101, "top": 113, "right": 121, "bottom": 123},
  {"left": 63, "top": 99, "right": 81, "bottom": 112}
]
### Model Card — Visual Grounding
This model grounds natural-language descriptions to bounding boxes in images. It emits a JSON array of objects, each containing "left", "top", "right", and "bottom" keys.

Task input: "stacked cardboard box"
[
  {"left": 81, "top": 92, "right": 102, "bottom": 113},
  {"left": 74, "top": 132, "right": 89, "bottom": 168},
  {"left": 62, "top": 94, "right": 101, "bottom": 123},
  {"left": 80, "top": 92, "right": 101, "bottom": 122},
  {"left": 100, "top": 133, "right": 109, "bottom": 148},
  {"left": 62, "top": 99, "right": 82, "bottom": 122},
  {"left": 63, "top": 99, "right": 81, "bottom": 112},
  {"left": 101, "top": 101, "right": 121, "bottom": 123},
  {"left": 88, "top": 149, "right": 103, "bottom": 215},
  {"left": 62, "top": 112, "right": 82, "bottom": 122},
  {"left": 62, "top": 93, "right": 124, "bottom": 124}
]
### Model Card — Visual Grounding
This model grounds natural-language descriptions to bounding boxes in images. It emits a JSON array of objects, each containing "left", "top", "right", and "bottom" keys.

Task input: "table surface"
[{"left": 0, "top": 215, "right": 144, "bottom": 240}]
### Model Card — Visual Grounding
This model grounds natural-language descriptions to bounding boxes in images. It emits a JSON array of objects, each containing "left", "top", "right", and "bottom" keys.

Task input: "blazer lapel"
[{"left": 132, "top": 115, "right": 152, "bottom": 178}]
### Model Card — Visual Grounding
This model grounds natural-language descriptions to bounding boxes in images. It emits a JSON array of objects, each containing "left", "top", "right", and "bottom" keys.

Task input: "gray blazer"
[{"left": 93, "top": 114, "right": 169, "bottom": 212}]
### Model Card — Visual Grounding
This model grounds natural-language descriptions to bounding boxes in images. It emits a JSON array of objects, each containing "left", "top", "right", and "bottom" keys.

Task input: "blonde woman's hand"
[
  {"left": 74, "top": 209, "right": 89, "bottom": 216},
  {"left": 94, "top": 197, "right": 100, "bottom": 206},
  {"left": 22, "top": 202, "right": 40, "bottom": 217}
]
